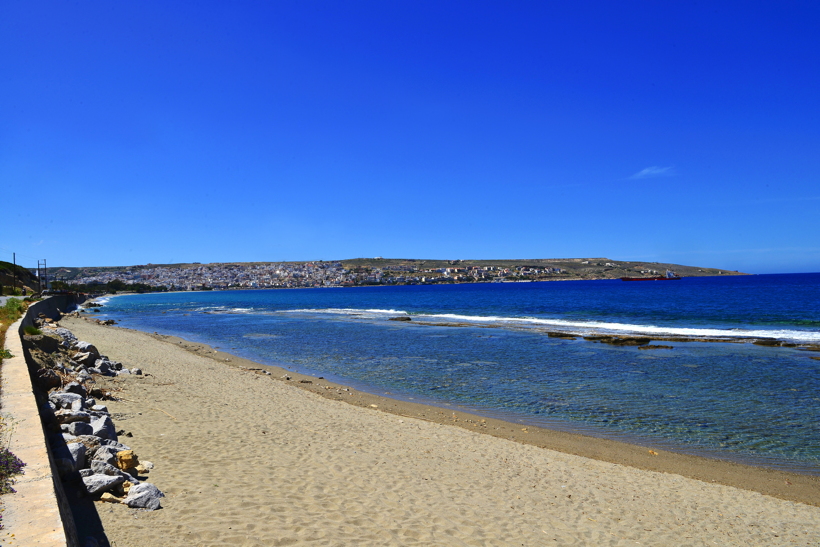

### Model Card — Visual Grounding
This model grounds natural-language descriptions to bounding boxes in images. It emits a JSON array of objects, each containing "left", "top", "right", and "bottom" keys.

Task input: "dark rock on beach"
[{"left": 37, "top": 368, "right": 63, "bottom": 390}]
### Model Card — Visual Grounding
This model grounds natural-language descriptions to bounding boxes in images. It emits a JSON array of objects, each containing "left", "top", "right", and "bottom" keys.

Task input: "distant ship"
[{"left": 621, "top": 270, "right": 682, "bottom": 281}]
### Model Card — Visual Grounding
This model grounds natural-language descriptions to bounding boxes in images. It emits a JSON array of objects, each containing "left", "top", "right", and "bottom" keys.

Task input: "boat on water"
[{"left": 621, "top": 270, "right": 682, "bottom": 281}]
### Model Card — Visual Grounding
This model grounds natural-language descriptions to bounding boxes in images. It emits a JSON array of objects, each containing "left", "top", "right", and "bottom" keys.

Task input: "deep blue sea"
[{"left": 94, "top": 273, "right": 820, "bottom": 474}]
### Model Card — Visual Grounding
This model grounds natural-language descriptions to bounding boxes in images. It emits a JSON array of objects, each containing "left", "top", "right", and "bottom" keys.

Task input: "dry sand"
[{"left": 59, "top": 316, "right": 820, "bottom": 546}]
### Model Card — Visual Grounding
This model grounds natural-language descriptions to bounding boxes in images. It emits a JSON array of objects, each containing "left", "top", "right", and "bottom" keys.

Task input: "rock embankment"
[{"left": 22, "top": 316, "right": 163, "bottom": 512}]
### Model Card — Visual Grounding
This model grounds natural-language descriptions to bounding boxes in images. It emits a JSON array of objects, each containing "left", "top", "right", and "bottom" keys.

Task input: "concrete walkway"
[{"left": 1, "top": 301, "right": 77, "bottom": 546}]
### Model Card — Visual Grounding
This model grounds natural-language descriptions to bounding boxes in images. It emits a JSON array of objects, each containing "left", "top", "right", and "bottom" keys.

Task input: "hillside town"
[
  {"left": 38, "top": 257, "right": 742, "bottom": 293},
  {"left": 52, "top": 261, "right": 569, "bottom": 291}
]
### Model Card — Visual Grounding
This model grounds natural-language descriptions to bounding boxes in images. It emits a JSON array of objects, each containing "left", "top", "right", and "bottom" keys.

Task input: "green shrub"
[{"left": 23, "top": 325, "right": 42, "bottom": 336}]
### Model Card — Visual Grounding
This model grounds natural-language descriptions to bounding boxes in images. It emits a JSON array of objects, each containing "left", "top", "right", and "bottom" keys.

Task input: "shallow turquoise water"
[{"left": 95, "top": 274, "right": 820, "bottom": 473}]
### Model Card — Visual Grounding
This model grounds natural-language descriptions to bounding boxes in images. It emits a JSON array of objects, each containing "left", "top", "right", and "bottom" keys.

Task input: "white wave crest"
[
  {"left": 284, "top": 308, "right": 408, "bottom": 316},
  {"left": 417, "top": 313, "right": 820, "bottom": 343}
]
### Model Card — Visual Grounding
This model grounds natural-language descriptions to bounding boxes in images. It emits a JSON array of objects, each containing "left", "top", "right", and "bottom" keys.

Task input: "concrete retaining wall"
[{"left": 1, "top": 296, "right": 85, "bottom": 546}]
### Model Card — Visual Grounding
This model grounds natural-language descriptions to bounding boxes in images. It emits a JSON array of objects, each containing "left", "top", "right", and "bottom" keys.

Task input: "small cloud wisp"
[{"left": 630, "top": 166, "right": 673, "bottom": 179}]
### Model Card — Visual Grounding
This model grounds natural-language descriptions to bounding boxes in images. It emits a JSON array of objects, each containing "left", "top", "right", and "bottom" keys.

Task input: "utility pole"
[
  {"left": 37, "top": 260, "right": 43, "bottom": 293},
  {"left": 13, "top": 252, "right": 17, "bottom": 294}
]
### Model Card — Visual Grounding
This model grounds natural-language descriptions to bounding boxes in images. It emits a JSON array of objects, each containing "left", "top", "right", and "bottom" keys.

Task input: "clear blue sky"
[{"left": 2, "top": 1, "right": 818, "bottom": 274}]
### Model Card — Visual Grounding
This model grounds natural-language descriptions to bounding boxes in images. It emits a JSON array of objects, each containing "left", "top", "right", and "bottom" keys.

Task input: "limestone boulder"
[
  {"left": 90, "top": 447, "right": 118, "bottom": 466},
  {"left": 72, "top": 352, "right": 92, "bottom": 366},
  {"left": 65, "top": 381, "right": 88, "bottom": 398},
  {"left": 90, "top": 415, "right": 117, "bottom": 441},
  {"left": 65, "top": 421, "right": 94, "bottom": 436},
  {"left": 68, "top": 442, "right": 88, "bottom": 472},
  {"left": 115, "top": 450, "right": 139, "bottom": 470},
  {"left": 48, "top": 390, "right": 82, "bottom": 410},
  {"left": 123, "top": 482, "right": 164, "bottom": 510},
  {"left": 82, "top": 473, "right": 126, "bottom": 496},
  {"left": 74, "top": 341, "right": 100, "bottom": 358},
  {"left": 51, "top": 327, "right": 78, "bottom": 345},
  {"left": 91, "top": 460, "right": 139, "bottom": 483},
  {"left": 55, "top": 410, "right": 91, "bottom": 424}
]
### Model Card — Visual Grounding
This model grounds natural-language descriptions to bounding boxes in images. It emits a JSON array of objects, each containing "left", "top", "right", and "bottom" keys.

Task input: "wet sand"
[{"left": 61, "top": 316, "right": 820, "bottom": 546}]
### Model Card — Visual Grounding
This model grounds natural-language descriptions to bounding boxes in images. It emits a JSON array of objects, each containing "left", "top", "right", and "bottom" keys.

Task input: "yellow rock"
[
  {"left": 100, "top": 492, "right": 122, "bottom": 504},
  {"left": 116, "top": 450, "right": 139, "bottom": 470},
  {"left": 136, "top": 464, "right": 150, "bottom": 474},
  {"left": 122, "top": 480, "right": 134, "bottom": 494}
]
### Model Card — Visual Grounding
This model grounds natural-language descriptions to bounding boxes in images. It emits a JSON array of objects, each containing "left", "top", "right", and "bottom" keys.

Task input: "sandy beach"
[{"left": 58, "top": 316, "right": 820, "bottom": 546}]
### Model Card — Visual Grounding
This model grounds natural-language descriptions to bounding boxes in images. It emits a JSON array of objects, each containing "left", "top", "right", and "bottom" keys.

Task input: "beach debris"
[{"left": 648, "top": 450, "right": 659, "bottom": 456}]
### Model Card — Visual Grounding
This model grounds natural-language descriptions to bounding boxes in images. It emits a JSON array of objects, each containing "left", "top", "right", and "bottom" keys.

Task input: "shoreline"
[
  {"left": 75, "top": 314, "right": 820, "bottom": 506},
  {"left": 54, "top": 315, "right": 820, "bottom": 545}
]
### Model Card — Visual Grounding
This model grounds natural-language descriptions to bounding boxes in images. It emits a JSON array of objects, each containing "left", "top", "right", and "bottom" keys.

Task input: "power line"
[{"left": 0, "top": 246, "right": 44, "bottom": 262}]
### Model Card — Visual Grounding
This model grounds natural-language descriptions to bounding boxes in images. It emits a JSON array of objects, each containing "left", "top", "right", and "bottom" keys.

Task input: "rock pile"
[{"left": 22, "top": 319, "right": 163, "bottom": 510}]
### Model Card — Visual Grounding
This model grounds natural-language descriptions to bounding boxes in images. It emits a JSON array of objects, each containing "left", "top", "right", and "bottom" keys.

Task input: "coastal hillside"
[
  {"left": 0, "top": 260, "right": 39, "bottom": 294},
  {"left": 44, "top": 258, "right": 744, "bottom": 292},
  {"left": 339, "top": 258, "right": 743, "bottom": 280}
]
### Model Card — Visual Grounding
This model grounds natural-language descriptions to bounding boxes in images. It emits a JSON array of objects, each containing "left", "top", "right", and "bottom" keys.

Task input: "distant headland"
[{"left": 42, "top": 258, "right": 746, "bottom": 293}]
